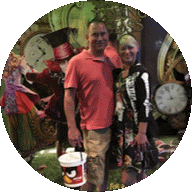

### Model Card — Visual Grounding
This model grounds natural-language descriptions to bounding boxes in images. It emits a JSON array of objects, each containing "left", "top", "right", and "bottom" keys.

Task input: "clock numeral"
[
  {"left": 156, "top": 96, "right": 163, "bottom": 100},
  {"left": 176, "top": 87, "right": 180, "bottom": 92},
  {"left": 162, "top": 106, "right": 171, "bottom": 113},
  {"left": 180, "top": 98, "right": 186, "bottom": 102},
  {"left": 35, "top": 38, "right": 43, "bottom": 44},
  {"left": 168, "top": 108, "right": 171, "bottom": 113},
  {"left": 158, "top": 102, "right": 163, "bottom": 106},
  {"left": 159, "top": 90, "right": 165, "bottom": 95},
  {"left": 177, "top": 103, "right": 182, "bottom": 109},
  {"left": 164, "top": 86, "right": 170, "bottom": 92}
]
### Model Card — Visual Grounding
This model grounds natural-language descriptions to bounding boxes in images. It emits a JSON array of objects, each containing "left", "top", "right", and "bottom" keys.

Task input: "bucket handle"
[{"left": 76, "top": 145, "right": 83, "bottom": 162}]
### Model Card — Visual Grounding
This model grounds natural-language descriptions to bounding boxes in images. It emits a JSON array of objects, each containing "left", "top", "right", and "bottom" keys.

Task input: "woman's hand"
[
  {"left": 133, "top": 132, "right": 149, "bottom": 152},
  {"left": 132, "top": 122, "right": 149, "bottom": 152},
  {"left": 20, "top": 56, "right": 29, "bottom": 69}
]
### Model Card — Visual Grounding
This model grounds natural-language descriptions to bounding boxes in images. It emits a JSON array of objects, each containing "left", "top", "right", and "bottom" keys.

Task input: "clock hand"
[
  {"left": 37, "top": 45, "right": 46, "bottom": 55},
  {"left": 34, "top": 46, "right": 46, "bottom": 66},
  {"left": 167, "top": 89, "right": 173, "bottom": 100},
  {"left": 35, "top": 53, "right": 44, "bottom": 65}
]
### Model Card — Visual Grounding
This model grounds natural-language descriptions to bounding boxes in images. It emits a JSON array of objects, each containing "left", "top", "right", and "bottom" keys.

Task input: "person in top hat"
[
  {"left": 41, "top": 27, "right": 76, "bottom": 62},
  {"left": 24, "top": 27, "right": 79, "bottom": 157}
]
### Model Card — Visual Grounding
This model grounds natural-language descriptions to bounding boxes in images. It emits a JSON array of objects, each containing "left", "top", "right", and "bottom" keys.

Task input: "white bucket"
[
  {"left": 66, "top": 147, "right": 75, "bottom": 153},
  {"left": 58, "top": 152, "right": 87, "bottom": 188}
]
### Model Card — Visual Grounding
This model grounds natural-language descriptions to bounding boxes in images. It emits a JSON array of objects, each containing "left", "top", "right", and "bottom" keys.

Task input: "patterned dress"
[
  {"left": 111, "top": 61, "right": 156, "bottom": 172},
  {"left": 0, "top": 63, "right": 40, "bottom": 160}
]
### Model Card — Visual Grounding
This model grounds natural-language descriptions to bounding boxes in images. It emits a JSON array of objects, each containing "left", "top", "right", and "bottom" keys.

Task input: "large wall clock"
[
  {"left": 154, "top": 83, "right": 188, "bottom": 115},
  {"left": 20, "top": 29, "right": 54, "bottom": 72}
]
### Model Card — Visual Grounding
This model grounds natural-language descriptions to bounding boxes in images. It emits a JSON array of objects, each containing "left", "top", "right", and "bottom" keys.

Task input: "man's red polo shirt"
[{"left": 64, "top": 50, "right": 115, "bottom": 130}]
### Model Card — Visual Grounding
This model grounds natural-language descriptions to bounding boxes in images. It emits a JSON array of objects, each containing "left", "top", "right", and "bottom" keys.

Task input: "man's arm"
[
  {"left": 64, "top": 88, "right": 82, "bottom": 147},
  {"left": 64, "top": 88, "right": 77, "bottom": 128}
]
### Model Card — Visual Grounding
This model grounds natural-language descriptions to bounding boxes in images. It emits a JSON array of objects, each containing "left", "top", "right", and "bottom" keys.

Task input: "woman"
[
  {"left": 0, "top": 52, "right": 40, "bottom": 163},
  {"left": 115, "top": 35, "right": 157, "bottom": 186}
]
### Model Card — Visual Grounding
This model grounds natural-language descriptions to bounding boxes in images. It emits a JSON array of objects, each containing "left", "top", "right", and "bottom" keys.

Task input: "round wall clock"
[
  {"left": 154, "top": 83, "right": 188, "bottom": 115},
  {"left": 20, "top": 29, "right": 54, "bottom": 72}
]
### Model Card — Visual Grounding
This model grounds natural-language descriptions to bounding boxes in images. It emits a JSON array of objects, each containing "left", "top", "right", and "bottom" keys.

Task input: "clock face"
[
  {"left": 24, "top": 33, "right": 54, "bottom": 72},
  {"left": 154, "top": 83, "right": 188, "bottom": 115}
]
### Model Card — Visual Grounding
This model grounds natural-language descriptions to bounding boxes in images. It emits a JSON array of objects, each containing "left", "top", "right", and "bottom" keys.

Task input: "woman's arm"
[
  {"left": 136, "top": 72, "right": 151, "bottom": 122},
  {"left": 133, "top": 72, "right": 151, "bottom": 151}
]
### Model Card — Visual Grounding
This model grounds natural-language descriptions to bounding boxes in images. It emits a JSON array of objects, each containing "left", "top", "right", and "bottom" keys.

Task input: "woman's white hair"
[{"left": 118, "top": 34, "right": 139, "bottom": 48}]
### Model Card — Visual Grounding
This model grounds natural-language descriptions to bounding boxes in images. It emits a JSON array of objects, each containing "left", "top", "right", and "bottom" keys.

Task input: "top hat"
[{"left": 42, "top": 27, "right": 76, "bottom": 61}]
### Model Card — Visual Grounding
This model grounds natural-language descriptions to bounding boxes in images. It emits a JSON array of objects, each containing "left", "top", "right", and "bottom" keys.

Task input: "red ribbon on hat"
[{"left": 53, "top": 42, "right": 74, "bottom": 60}]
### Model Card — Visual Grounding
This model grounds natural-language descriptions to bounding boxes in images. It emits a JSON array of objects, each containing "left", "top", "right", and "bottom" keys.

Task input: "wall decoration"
[
  {"left": 48, "top": 1, "right": 146, "bottom": 47},
  {"left": 157, "top": 33, "right": 188, "bottom": 84}
]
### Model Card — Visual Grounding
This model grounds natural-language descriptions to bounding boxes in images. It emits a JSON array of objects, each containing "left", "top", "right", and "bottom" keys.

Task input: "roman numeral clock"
[
  {"left": 19, "top": 25, "right": 54, "bottom": 72},
  {"left": 154, "top": 33, "right": 190, "bottom": 131},
  {"left": 154, "top": 83, "right": 188, "bottom": 115},
  {"left": 9, "top": 11, "right": 54, "bottom": 73}
]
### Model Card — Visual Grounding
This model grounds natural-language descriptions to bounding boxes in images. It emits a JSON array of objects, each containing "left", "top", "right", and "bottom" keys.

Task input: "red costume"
[
  {"left": 26, "top": 60, "right": 66, "bottom": 121},
  {"left": 26, "top": 28, "right": 75, "bottom": 122}
]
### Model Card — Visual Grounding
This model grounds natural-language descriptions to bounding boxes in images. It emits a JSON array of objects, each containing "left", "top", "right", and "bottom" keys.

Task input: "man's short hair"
[{"left": 87, "top": 18, "right": 107, "bottom": 29}]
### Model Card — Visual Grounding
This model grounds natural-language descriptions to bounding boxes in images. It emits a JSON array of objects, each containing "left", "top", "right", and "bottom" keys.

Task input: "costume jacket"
[
  {"left": 116, "top": 61, "right": 156, "bottom": 138},
  {"left": 119, "top": 63, "right": 150, "bottom": 125},
  {"left": 26, "top": 61, "right": 65, "bottom": 122}
]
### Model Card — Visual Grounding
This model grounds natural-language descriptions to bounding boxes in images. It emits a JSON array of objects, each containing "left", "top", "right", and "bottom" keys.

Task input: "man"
[{"left": 64, "top": 19, "right": 117, "bottom": 191}]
